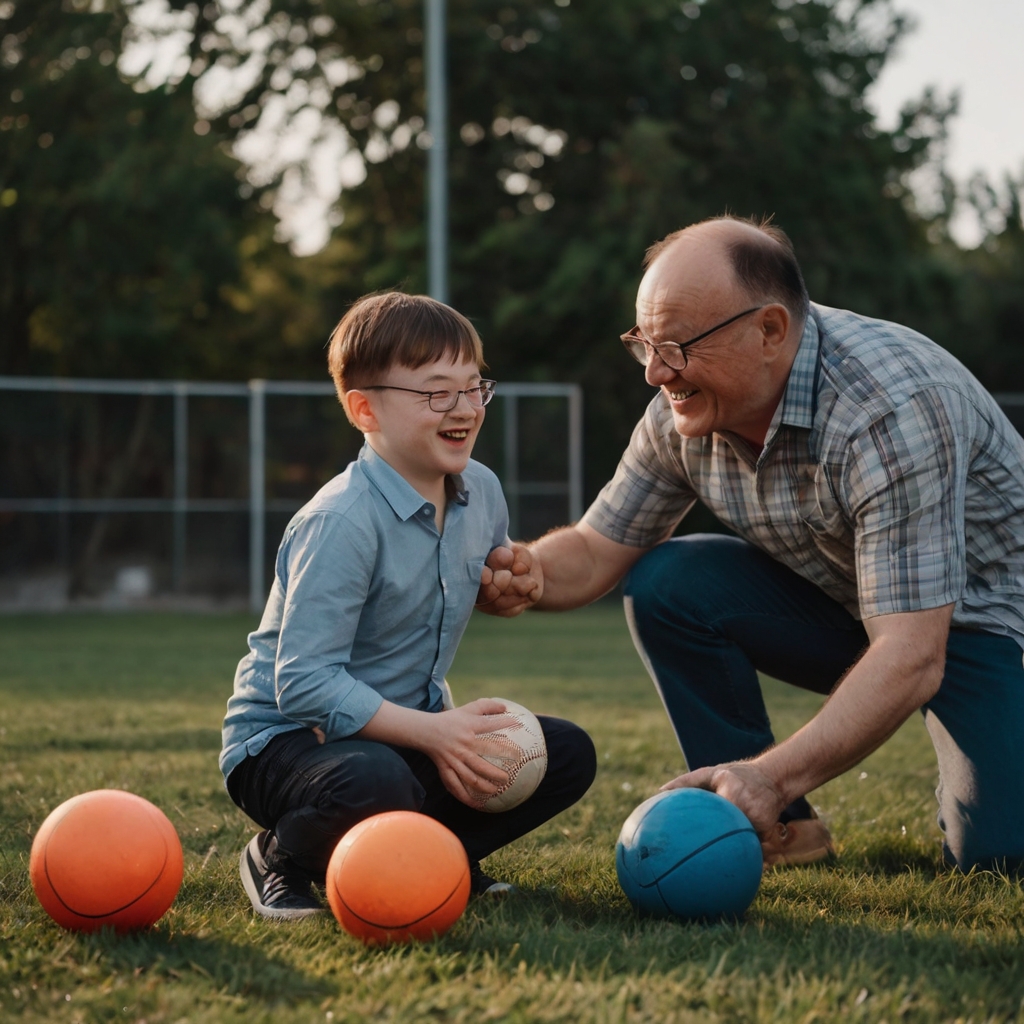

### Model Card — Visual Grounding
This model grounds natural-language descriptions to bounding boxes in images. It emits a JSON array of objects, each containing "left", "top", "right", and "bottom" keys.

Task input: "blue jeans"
[
  {"left": 227, "top": 716, "right": 596, "bottom": 880},
  {"left": 623, "top": 534, "right": 1024, "bottom": 872}
]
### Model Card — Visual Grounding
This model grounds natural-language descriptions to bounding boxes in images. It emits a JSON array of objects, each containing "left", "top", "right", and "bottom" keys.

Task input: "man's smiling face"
[{"left": 635, "top": 222, "right": 792, "bottom": 447}]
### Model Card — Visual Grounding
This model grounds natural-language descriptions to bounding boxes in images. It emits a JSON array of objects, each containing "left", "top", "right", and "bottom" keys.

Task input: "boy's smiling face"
[{"left": 356, "top": 355, "right": 486, "bottom": 499}]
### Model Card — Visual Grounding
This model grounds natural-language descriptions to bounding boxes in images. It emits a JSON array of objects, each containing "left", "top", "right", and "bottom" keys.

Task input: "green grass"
[{"left": 2, "top": 607, "right": 1024, "bottom": 1023}]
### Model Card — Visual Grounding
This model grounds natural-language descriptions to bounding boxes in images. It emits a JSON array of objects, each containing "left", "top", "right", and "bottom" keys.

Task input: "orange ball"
[
  {"left": 326, "top": 811, "right": 470, "bottom": 945},
  {"left": 30, "top": 789, "right": 183, "bottom": 933}
]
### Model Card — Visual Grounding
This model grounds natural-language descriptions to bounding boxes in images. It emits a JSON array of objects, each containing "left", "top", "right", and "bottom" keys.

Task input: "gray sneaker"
[{"left": 239, "top": 831, "right": 324, "bottom": 920}]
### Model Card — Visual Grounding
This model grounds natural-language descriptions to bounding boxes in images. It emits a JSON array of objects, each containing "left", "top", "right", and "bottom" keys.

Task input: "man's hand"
[
  {"left": 661, "top": 761, "right": 786, "bottom": 836},
  {"left": 660, "top": 605, "right": 955, "bottom": 840},
  {"left": 476, "top": 543, "right": 543, "bottom": 617},
  {"left": 420, "top": 698, "right": 518, "bottom": 808}
]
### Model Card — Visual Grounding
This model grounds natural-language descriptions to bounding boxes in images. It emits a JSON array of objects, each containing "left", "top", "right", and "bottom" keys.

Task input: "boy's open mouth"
[{"left": 439, "top": 429, "right": 470, "bottom": 441}]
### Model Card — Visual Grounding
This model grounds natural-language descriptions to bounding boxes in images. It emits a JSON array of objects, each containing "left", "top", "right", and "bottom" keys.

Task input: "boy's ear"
[{"left": 342, "top": 389, "right": 379, "bottom": 433}]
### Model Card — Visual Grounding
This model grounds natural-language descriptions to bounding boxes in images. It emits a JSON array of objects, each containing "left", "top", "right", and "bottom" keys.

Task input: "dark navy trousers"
[
  {"left": 623, "top": 534, "right": 1024, "bottom": 872},
  {"left": 227, "top": 716, "right": 596, "bottom": 880}
]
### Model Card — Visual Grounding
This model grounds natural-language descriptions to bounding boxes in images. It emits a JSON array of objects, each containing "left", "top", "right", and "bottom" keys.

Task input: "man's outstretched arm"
[
  {"left": 663, "top": 603, "right": 954, "bottom": 835},
  {"left": 477, "top": 523, "right": 651, "bottom": 616}
]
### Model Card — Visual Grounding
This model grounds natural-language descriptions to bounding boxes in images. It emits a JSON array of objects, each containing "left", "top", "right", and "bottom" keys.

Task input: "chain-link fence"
[{"left": 0, "top": 376, "right": 582, "bottom": 612}]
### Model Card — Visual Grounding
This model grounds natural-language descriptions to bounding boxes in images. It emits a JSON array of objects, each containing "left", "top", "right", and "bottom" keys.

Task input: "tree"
[
  {"left": 950, "top": 173, "right": 1024, "bottom": 392},
  {"left": 158, "top": 0, "right": 960, "bottom": 492},
  {"left": 0, "top": 0, "right": 301, "bottom": 594},
  {"left": 0, "top": 0, "right": 256, "bottom": 380}
]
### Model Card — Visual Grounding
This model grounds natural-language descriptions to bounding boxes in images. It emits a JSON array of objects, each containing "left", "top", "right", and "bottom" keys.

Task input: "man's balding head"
[
  {"left": 645, "top": 216, "right": 809, "bottom": 329},
  {"left": 631, "top": 216, "right": 807, "bottom": 446}
]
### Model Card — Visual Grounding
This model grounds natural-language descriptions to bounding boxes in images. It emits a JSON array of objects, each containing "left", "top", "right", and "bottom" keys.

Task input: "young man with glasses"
[
  {"left": 479, "top": 215, "right": 1024, "bottom": 876},
  {"left": 221, "top": 292, "right": 595, "bottom": 919}
]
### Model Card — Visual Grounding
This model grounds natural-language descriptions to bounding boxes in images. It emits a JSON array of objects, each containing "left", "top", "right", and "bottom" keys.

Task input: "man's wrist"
[{"left": 748, "top": 752, "right": 799, "bottom": 811}]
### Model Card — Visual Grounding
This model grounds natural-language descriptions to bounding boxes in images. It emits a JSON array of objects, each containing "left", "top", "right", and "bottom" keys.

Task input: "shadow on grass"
[
  {"left": 846, "top": 836, "right": 945, "bottom": 877},
  {"left": 81, "top": 925, "right": 333, "bottom": 1004},
  {"left": 448, "top": 868, "right": 1024, "bottom": 993}
]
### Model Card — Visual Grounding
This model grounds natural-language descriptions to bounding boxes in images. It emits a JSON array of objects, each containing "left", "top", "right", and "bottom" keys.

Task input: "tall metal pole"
[
  {"left": 425, "top": 0, "right": 448, "bottom": 303},
  {"left": 503, "top": 394, "right": 519, "bottom": 539},
  {"left": 568, "top": 384, "right": 584, "bottom": 522},
  {"left": 172, "top": 382, "right": 188, "bottom": 593},
  {"left": 248, "top": 379, "right": 266, "bottom": 616}
]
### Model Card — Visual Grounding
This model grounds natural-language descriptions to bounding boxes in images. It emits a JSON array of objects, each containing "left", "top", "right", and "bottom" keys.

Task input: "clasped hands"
[{"left": 476, "top": 543, "right": 542, "bottom": 616}]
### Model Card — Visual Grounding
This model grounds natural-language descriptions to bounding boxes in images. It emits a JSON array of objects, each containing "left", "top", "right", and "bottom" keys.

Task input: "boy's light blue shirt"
[{"left": 219, "top": 443, "right": 509, "bottom": 782}]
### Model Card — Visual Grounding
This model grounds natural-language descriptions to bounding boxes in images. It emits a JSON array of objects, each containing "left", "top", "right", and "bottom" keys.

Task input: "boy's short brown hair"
[{"left": 327, "top": 292, "right": 485, "bottom": 401}]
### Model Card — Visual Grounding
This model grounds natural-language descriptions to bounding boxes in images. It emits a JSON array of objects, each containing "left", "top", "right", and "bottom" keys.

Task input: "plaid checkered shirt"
[{"left": 583, "top": 303, "right": 1024, "bottom": 650}]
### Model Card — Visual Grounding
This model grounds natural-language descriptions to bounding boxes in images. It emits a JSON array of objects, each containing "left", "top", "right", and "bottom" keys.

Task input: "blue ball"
[{"left": 616, "top": 789, "right": 763, "bottom": 921}]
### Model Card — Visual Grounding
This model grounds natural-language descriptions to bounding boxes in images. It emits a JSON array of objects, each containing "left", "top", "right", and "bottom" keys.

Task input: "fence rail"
[{"left": 0, "top": 375, "right": 583, "bottom": 612}]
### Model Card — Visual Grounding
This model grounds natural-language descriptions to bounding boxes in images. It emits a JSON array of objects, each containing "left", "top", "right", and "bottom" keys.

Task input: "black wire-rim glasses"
[
  {"left": 620, "top": 306, "right": 765, "bottom": 370},
  {"left": 362, "top": 379, "right": 497, "bottom": 412}
]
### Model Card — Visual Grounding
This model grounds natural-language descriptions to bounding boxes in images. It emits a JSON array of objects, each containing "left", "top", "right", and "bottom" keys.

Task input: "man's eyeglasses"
[
  {"left": 362, "top": 379, "right": 497, "bottom": 412},
  {"left": 620, "top": 306, "right": 765, "bottom": 370}
]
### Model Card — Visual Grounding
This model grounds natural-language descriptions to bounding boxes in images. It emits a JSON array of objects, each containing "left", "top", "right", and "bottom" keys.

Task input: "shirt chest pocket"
[
  {"left": 464, "top": 557, "right": 486, "bottom": 586},
  {"left": 795, "top": 468, "right": 848, "bottom": 535},
  {"left": 796, "top": 474, "right": 856, "bottom": 577}
]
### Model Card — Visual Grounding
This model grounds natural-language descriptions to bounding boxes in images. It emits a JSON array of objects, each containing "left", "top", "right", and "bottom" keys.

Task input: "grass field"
[{"left": 2, "top": 606, "right": 1024, "bottom": 1023}]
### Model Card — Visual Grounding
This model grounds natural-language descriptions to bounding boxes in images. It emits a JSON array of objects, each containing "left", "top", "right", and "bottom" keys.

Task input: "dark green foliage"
[
  {"left": 175, "top": 0, "right": 984, "bottom": 489},
  {"left": 2, "top": 0, "right": 1022, "bottom": 500},
  {"left": 0, "top": 0, "right": 256, "bottom": 378},
  {"left": 951, "top": 175, "right": 1024, "bottom": 386}
]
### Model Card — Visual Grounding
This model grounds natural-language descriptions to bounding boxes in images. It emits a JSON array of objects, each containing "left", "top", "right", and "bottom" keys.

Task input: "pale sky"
[{"left": 867, "top": 0, "right": 1024, "bottom": 246}]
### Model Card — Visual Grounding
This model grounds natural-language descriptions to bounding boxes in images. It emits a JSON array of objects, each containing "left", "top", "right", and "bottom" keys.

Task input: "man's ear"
[
  {"left": 760, "top": 303, "right": 791, "bottom": 359},
  {"left": 342, "top": 389, "right": 379, "bottom": 433}
]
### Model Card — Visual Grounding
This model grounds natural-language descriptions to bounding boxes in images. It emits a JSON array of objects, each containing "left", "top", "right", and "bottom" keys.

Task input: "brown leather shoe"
[{"left": 761, "top": 816, "right": 836, "bottom": 869}]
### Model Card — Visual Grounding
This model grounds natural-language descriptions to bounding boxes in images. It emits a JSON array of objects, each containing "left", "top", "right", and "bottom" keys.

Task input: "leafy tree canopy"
[
  {"left": 0, "top": 0, "right": 264, "bottom": 378},
  {"left": 151, "top": 0, "right": 970, "bottom": 480},
  {"left": 4, "top": 0, "right": 1022, "bottom": 492}
]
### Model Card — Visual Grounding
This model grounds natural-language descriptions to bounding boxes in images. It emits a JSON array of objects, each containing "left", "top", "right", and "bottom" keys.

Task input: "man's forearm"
[
  {"left": 531, "top": 523, "right": 647, "bottom": 611},
  {"left": 754, "top": 624, "right": 947, "bottom": 805},
  {"left": 664, "top": 604, "right": 954, "bottom": 833}
]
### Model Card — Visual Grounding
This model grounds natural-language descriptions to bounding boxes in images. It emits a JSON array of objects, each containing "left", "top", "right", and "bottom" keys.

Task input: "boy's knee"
[
  {"left": 316, "top": 744, "right": 423, "bottom": 818},
  {"left": 540, "top": 717, "right": 597, "bottom": 798}
]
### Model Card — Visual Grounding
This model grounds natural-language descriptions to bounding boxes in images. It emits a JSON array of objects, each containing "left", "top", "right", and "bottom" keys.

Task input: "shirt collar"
[
  {"left": 358, "top": 444, "right": 469, "bottom": 520},
  {"left": 446, "top": 473, "right": 470, "bottom": 506},
  {"left": 778, "top": 311, "right": 821, "bottom": 431}
]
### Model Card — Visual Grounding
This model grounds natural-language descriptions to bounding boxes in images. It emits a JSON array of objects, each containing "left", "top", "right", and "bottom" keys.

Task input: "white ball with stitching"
[{"left": 475, "top": 700, "right": 548, "bottom": 813}]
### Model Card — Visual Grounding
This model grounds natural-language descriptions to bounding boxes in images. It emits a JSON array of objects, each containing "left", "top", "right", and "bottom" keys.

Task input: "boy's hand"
[
  {"left": 424, "top": 698, "right": 518, "bottom": 808},
  {"left": 476, "top": 543, "right": 543, "bottom": 617}
]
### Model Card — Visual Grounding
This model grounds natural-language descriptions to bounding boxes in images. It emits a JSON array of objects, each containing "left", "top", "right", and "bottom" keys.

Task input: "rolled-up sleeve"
[
  {"left": 844, "top": 388, "right": 968, "bottom": 619},
  {"left": 274, "top": 510, "right": 385, "bottom": 739},
  {"left": 583, "top": 399, "right": 697, "bottom": 547}
]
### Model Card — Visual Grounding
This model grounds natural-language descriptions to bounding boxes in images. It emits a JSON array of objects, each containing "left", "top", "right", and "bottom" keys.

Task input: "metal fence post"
[
  {"left": 568, "top": 384, "right": 584, "bottom": 522},
  {"left": 172, "top": 382, "right": 188, "bottom": 593},
  {"left": 0, "top": 375, "right": 587, "bottom": 605},
  {"left": 249, "top": 379, "right": 266, "bottom": 615},
  {"left": 503, "top": 393, "right": 519, "bottom": 539}
]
